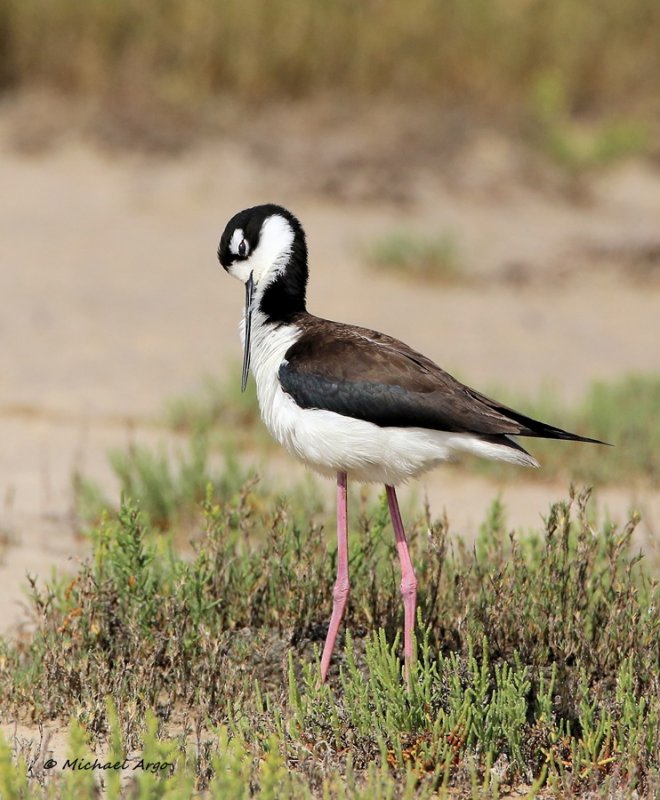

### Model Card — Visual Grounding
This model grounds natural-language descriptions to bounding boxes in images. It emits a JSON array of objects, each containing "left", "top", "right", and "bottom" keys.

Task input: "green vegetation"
[
  {"left": 0, "top": 484, "right": 657, "bottom": 796},
  {"left": 166, "top": 371, "right": 269, "bottom": 451},
  {"left": 2, "top": 370, "right": 658, "bottom": 795},
  {"left": 530, "top": 73, "right": 651, "bottom": 171},
  {"left": 75, "top": 435, "right": 323, "bottom": 542},
  {"left": 1, "top": 1, "right": 659, "bottom": 152},
  {"left": 363, "top": 231, "right": 463, "bottom": 284},
  {"left": 168, "top": 374, "right": 259, "bottom": 434},
  {"left": 80, "top": 438, "right": 252, "bottom": 532}
]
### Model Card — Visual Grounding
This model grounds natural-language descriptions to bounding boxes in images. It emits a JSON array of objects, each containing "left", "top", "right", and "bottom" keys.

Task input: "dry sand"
[{"left": 1, "top": 118, "right": 660, "bottom": 637}]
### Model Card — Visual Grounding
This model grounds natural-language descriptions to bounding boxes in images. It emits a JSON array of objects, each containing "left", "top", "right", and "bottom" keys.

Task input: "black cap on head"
[{"left": 217, "top": 203, "right": 303, "bottom": 270}]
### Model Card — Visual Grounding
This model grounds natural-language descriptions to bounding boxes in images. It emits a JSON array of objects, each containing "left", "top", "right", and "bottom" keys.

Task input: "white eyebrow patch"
[{"left": 229, "top": 228, "right": 245, "bottom": 255}]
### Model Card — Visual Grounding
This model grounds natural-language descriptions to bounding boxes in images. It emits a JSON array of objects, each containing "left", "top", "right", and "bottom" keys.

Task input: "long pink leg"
[
  {"left": 385, "top": 485, "right": 417, "bottom": 680},
  {"left": 320, "top": 471, "right": 349, "bottom": 682}
]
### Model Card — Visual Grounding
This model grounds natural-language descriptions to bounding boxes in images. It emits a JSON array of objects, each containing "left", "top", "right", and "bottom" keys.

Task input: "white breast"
[{"left": 243, "top": 314, "right": 538, "bottom": 485}]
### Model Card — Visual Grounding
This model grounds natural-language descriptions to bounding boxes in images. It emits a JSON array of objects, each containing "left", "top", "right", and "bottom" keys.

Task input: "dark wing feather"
[{"left": 280, "top": 319, "right": 604, "bottom": 443}]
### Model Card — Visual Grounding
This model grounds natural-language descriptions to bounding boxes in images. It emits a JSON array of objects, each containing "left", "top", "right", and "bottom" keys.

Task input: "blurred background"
[{"left": 1, "top": 0, "right": 659, "bottom": 629}]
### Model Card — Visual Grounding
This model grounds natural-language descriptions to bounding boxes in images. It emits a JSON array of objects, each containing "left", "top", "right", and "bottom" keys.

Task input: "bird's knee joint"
[
  {"left": 333, "top": 580, "right": 350, "bottom": 604},
  {"left": 400, "top": 577, "right": 417, "bottom": 598}
]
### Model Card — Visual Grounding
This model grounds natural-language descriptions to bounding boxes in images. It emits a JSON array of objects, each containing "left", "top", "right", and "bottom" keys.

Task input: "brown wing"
[{"left": 279, "top": 316, "right": 602, "bottom": 442}]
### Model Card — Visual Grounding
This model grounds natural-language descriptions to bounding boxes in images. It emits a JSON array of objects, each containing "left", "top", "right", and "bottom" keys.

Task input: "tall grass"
[{"left": 2, "top": 0, "right": 660, "bottom": 126}]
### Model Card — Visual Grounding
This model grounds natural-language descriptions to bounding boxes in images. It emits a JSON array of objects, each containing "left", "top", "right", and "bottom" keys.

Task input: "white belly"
[{"left": 244, "top": 316, "right": 537, "bottom": 485}]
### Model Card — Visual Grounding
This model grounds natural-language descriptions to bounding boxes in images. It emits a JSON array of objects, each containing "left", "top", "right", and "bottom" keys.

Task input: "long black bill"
[{"left": 241, "top": 272, "right": 255, "bottom": 392}]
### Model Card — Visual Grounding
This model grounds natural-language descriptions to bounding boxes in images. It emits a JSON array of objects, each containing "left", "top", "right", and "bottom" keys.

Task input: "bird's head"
[{"left": 218, "top": 204, "right": 308, "bottom": 391}]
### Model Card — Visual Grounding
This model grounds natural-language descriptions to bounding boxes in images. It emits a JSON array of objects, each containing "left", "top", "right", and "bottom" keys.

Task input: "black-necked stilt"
[{"left": 217, "top": 203, "right": 605, "bottom": 683}]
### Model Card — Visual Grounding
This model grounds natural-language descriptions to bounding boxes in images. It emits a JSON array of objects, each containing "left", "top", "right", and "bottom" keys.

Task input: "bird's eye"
[{"left": 238, "top": 239, "right": 248, "bottom": 257}]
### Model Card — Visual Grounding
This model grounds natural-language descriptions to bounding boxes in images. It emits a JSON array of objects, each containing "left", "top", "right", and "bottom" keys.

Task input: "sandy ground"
[{"left": 1, "top": 113, "right": 660, "bottom": 642}]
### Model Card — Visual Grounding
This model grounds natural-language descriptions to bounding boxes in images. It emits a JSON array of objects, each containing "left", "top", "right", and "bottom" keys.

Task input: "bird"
[{"left": 217, "top": 203, "right": 605, "bottom": 683}]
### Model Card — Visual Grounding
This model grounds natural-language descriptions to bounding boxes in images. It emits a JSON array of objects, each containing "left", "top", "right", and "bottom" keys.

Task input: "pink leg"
[
  {"left": 385, "top": 485, "right": 417, "bottom": 680},
  {"left": 320, "top": 471, "right": 349, "bottom": 683}
]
